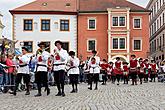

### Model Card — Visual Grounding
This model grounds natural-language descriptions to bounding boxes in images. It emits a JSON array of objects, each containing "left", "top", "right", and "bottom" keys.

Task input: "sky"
[{"left": 0, "top": 0, "right": 150, "bottom": 39}]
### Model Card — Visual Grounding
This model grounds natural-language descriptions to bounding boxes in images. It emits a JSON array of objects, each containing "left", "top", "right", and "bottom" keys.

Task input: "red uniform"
[
  {"left": 139, "top": 62, "right": 145, "bottom": 74},
  {"left": 150, "top": 63, "right": 157, "bottom": 73},
  {"left": 129, "top": 59, "right": 138, "bottom": 73},
  {"left": 123, "top": 65, "right": 129, "bottom": 76},
  {"left": 114, "top": 61, "right": 122, "bottom": 75}
]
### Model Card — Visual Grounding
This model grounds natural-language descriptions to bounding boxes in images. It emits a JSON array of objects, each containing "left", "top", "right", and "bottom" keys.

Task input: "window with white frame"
[
  {"left": 88, "top": 18, "right": 96, "bottom": 30},
  {"left": 87, "top": 39, "right": 96, "bottom": 51},
  {"left": 112, "top": 16, "right": 126, "bottom": 27},
  {"left": 112, "top": 37, "right": 126, "bottom": 49},
  {"left": 133, "top": 18, "right": 141, "bottom": 29},
  {"left": 133, "top": 40, "right": 142, "bottom": 51}
]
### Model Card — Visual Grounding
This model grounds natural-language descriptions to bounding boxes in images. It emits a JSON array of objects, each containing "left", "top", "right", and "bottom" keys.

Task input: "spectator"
[{"left": 6, "top": 54, "right": 16, "bottom": 92}]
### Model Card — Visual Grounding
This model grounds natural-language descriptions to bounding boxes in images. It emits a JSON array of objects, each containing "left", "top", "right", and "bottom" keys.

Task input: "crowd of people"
[{"left": 0, "top": 40, "right": 165, "bottom": 97}]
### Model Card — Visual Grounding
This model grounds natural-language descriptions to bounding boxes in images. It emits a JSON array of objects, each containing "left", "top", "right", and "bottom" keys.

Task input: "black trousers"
[
  {"left": 101, "top": 70, "right": 107, "bottom": 84},
  {"left": 88, "top": 73, "right": 99, "bottom": 89},
  {"left": 123, "top": 75, "right": 128, "bottom": 84},
  {"left": 150, "top": 72, "right": 156, "bottom": 82},
  {"left": 35, "top": 71, "right": 49, "bottom": 93},
  {"left": 14, "top": 73, "right": 30, "bottom": 93},
  {"left": 54, "top": 70, "right": 65, "bottom": 93},
  {"left": 7, "top": 73, "right": 15, "bottom": 91},
  {"left": 69, "top": 74, "right": 79, "bottom": 90},
  {"left": 138, "top": 73, "right": 144, "bottom": 84},
  {"left": 116, "top": 74, "right": 121, "bottom": 83}
]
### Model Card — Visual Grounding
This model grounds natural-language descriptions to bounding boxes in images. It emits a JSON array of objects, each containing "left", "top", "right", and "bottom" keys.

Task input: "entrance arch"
[{"left": 110, "top": 55, "right": 128, "bottom": 62}]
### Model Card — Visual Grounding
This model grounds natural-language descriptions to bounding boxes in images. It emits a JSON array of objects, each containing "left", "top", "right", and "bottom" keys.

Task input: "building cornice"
[{"left": 9, "top": 10, "right": 78, "bottom": 15}]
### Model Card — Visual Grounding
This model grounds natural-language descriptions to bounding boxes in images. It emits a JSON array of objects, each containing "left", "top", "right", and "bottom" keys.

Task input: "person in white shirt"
[
  {"left": 67, "top": 51, "right": 79, "bottom": 93},
  {"left": 53, "top": 40, "right": 68, "bottom": 97},
  {"left": 11, "top": 47, "right": 30, "bottom": 96},
  {"left": 34, "top": 42, "right": 50, "bottom": 97},
  {"left": 88, "top": 50, "right": 100, "bottom": 90}
]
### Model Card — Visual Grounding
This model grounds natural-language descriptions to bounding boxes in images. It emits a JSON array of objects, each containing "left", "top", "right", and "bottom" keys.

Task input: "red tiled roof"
[
  {"left": 79, "top": 0, "right": 149, "bottom": 12},
  {"left": 10, "top": 0, "right": 149, "bottom": 13},
  {"left": 11, "top": 0, "right": 78, "bottom": 12}
]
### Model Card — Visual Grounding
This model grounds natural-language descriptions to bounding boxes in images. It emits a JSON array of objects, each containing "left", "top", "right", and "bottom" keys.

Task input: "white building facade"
[
  {"left": 12, "top": 14, "right": 77, "bottom": 53},
  {"left": 147, "top": 0, "right": 165, "bottom": 61}
]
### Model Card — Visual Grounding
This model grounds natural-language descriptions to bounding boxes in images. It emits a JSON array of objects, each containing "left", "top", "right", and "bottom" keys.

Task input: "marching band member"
[
  {"left": 144, "top": 59, "right": 151, "bottom": 83},
  {"left": 100, "top": 59, "right": 108, "bottom": 85},
  {"left": 88, "top": 50, "right": 100, "bottom": 90},
  {"left": 129, "top": 55, "right": 139, "bottom": 85},
  {"left": 123, "top": 62, "right": 129, "bottom": 84},
  {"left": 150, "top": 60, "right": 158, "bottom": 82},
  {"left": 12, "top": 47, "right": 30, "bottom": 96},
  {"left": 113, "top": 57, "right": 122, "bottom": 85},
  {"left": 53, "top": 40, "right": 68, "bottom": 97},
  {"left": 67, "top": 51, "right": 80, "bottom": 93},
  {"left": 107, "top": 62, "right": 114, "bottom": 82},
  {"left": 34, "top": 42, "right": 50, "bottom": 97},
  {"left": 138, "top": 58, "right": 145, "bottom": 84}
]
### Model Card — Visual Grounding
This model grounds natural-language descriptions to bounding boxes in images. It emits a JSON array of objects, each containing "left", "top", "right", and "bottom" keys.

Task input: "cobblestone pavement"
[{"left": 1, "top": 82, "right": 165, "bottom": 110}]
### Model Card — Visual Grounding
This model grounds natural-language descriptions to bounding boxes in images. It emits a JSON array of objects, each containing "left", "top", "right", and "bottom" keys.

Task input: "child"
[{"left": 123, "top": 62, "right": 129, "bottom": 84}]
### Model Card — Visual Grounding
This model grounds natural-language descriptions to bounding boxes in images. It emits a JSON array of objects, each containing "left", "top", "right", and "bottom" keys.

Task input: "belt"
[
  {"left": 37, "top": 64, "right": 47, "bottom": 67},
  {"left": 19, "top": 64, "right": 28, "bottom": 67},
  {"left": 53, "top": 63, "right": 65, "bottom": 66}
]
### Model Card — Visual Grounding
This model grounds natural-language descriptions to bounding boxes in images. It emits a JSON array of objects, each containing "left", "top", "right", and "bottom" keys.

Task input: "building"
[
  {"left": 10, "top": 0, "right": 78, "bottom": 54},
  {"left": 78, "top": 0, "right": 150, "bottom": 62},
  {"left": 147, "top": 0, "right": 165, "bottom": 62},
  {"left": 10, "top": 0, "right": 150, "bottom": 61},
  {"left": 0, "top": 12, "right": 5, "bottom": 39}
]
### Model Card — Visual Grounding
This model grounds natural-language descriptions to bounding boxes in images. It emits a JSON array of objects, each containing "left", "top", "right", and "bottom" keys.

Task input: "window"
[
  {"left": 133, "top": 40, "right": 141, "bottom": 51},
  {"left": 112, "top": 16, "right": 126, "bottom": 27},
  {"left": 113, "top": 38, "right": 118, "bottom": 49},
  {"left": 41, "top": 19, "right": 50, "bottom": 31},
  {"left": 62, "top": 42, "right": 69, "bottom": 52},
  {"left": 23, "top": 41, "right": 33, "bottom": 53},
  {"left": 119, "top": 17, "right": 125, "bottom": 26},
  {"left": 160, "top": 16, "right": 162, "bottom": 27},
  {"left": 157, "top": 19, "right": 159, "bottom": 30},
  {"left": 119, "top": 38, "right": 125, "bottom": 49},
  {"left": 134, "top": 18, "right": 141, "bottom": 29},
  {"left": 23, "top": 19, "right": 33, "bottom": 31},
  {"left": 60, "top": 20, "right": 69, "bottom": 31},
  {"left": 163, "top": 13, "right": 164, "bottom": 24},
  {"left": 163, "top": 34, "right": 165, "bottom": 47},
  {"left": 112, "top": 38, "right": 126, "bottom": 49},
  {"left": 88, "top": 18, "right": 96, "bottom": 30},
  {"left": 113, "top": 17, "right": 118, "bottom": 26},
  {"left": 87, "top": 40, "right": 96, "bottom": 51}
]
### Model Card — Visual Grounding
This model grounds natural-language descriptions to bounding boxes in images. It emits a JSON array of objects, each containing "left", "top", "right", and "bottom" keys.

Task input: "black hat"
[
  {"left": 131, "top": 54, "right": 136, "bottom": 57},
  {"left": 123, "top": 62, "right": 128, "bottom": 65},
  {"left": 22, "top": 47, "right": 28, "bottom": 52},
  {"left": 139, "top": 58, "right": 143, "bottom": 61},
  {"left": 92, "top": 50, "right": 97, "bottom": 54},
  {"left": 69, "top": 51, "right": 75, "bottom": 56},
  {"left": 116, "top": 57, "right": 120, "bottom": 60},
  {"left": 103, "top": 59, "right": 107, "bottom": 62},
  {"left": 38, "top": 42, "right": 46, "bottom": 47},
  {"left": 55, "top": 40, "right": 63, "bottom": 46}
]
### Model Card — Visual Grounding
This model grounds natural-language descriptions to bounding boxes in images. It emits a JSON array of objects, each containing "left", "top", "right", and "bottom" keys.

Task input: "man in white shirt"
[
  {"left": 12, "top": 47, "right": 30, "bottom": 96},
  {"left": 67, "top": 51, "right": 80, "bottom": 93},
  {"left": 34, "top": 42, "right": 50, "bottom": 97},
  {"left": 88, "top": 50, "right": 100, "bottom": 90},
  {"left": 53, "top": 41, "right": 68, "bottom": 97}
]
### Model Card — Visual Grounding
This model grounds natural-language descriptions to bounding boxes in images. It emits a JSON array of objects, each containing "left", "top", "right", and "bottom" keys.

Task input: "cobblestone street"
[{"left": 0, "top": 82, "right": 165, "bottom": 110}]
